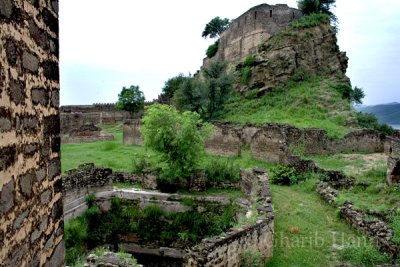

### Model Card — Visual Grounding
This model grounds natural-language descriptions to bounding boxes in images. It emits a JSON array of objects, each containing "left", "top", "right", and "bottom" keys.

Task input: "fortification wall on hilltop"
[
  {"left": 0, "top": 1, "right": 64, "bottom": 266},
  {"left": 213, "top": 4, "right": 302, "bottom": 63}
]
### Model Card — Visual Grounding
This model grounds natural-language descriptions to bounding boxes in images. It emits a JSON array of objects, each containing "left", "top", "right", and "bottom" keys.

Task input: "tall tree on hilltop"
[
  {"left": 116, "top": 85, "right": 145, "bottom": 116},
  {"left": 202, "top": 17, "right": 230, "bottom": 39}
]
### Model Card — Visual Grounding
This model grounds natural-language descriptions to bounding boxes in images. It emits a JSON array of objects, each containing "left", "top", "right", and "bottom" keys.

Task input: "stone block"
[
  {"left": 9, "top": 78, "right": 25, "bottom": 105},
  {"left": 31, "top": 88, "right": 49, "bottom": 106},
  {"left": 0, "top": 179, "right": 14, "bottom": 215},
  {"left": 0, "top": 107, "right": 12, "bottom": 132},
  {"left": 5, "top": 38, "right": 17, "bottom": 65},
  {"left": 0, "top": 145, "right": 16, "bottom": 171},
  {"left": 48, "top": 157, "right": 61, "bottom": 180},
  {"left": 22, "top": 51, "right": 39, "bottom": 72},
  {"left": 13, "top": 209, "right": 29, "bottom": 230},
  {"left": 43, "top": 60, "right": 59, "bottom": 80},
  {"left": 0, "top": 0, "right": 14, "bottom": 18},
  {"left": 19, "top": 171, "right": 35, "bottom": 198}
]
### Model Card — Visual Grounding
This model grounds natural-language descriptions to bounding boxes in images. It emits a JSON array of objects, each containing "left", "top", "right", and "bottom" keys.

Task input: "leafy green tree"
[
  {"left": 162, "top": 74, "right": 191, "bottom": 100},
  {"left": 174, "top": 61, "right": 234, "bottom": 121},
  {"left": 141, "top": 104, "right": 211, "bottom": 181},
  {"left": 297, "top": 0, "right": 319, "bottom": 15},
  {"left": 116, "top": 85, "right": 145, "bottom": 115},
  {"left": 202, "top": 17, "right": 230, "bottom": 39},
  {"left": 351, "top": 86, "right": 365, "bottom": 105}
]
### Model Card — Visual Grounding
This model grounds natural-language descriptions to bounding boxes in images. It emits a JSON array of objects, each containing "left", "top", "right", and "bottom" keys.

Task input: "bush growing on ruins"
[
  {"left": 205, "top": 158, "right": 240, "bottom": 183},
  {"left": 116, "top": 85, "right": 145, "bottom": 115},
  {"left": 356, "top": 112, "right": 395, "bottom": 135},
  {"left": 271, "top": 165, "right": 305, "bottom": 185},
  {"left": 206, "top": 40, "right": 219, "bottom": 58},
  {"left": 141, "top": 104, "right": 211, "bottom": 181},
  {"left": 297, "top": 0, "right": 338, "bottom": 31}
]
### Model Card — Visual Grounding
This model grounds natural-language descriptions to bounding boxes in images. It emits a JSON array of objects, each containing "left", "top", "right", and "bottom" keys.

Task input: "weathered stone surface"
[
  {"left": 48, "top": 157, "right": 61, "bottom": 180},
  {"left": 1, "top": 0, "right": 62, "bottom": 264},
  {"left": 387, "top": 137, "right": 400, "bottom": 185},
  {"left": 40, "top": 189, "right": 52, "bottom": 204},
  {"left": 9, "top": 78, "right": 25, "bottom": 105},
  {"left": 44, "top": 241, "right": 64, "bottom": 267},
  {"left": 0, "top": 180, "right": 14, "bottom": 215},
  {"left": 205, "top": 122, "right": 242, "bottom": 157},
  {"left": 13, "top": 209, "right": 29, "bottom": 229},
  {"left": 123, "top": 119, "right": 143, "bottom": 145},
  {"left": 19, "top": 171, "right": 35, "bottom": 197},
  {"left": 0, "top": 145, "right": 16, "bottom": 171},
  {"left": 22, "top": 51, "right": 39, "bottom": 72},
  {"left": 32, "top": 88, "right": 49, "bottom": 106},
  {"left": 0, "top": 107, "right": 12, "bottom": 132},
  {"left": 0, "top": 0, "right": 14, "bottom": 18}
]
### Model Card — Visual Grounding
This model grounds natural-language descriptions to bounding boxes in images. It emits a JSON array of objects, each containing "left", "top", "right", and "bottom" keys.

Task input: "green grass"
[
  {"left": 61, "top": 124, "right": 161, "bottom": 173},
  {"left": 221, "top": 77, "right": 357, "bottom": 139}
]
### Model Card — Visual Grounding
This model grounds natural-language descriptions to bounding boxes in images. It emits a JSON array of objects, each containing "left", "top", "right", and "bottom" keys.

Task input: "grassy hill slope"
[{"left": 221, "top": 76, "right": 358, "bottom": 139}]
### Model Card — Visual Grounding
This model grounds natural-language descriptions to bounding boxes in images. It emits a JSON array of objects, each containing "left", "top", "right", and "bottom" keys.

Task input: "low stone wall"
[
  {"left": 186, "top": 169, "right": 274, "bottom": 266},
  {"left": 340, "top": 202, "right": 400, "bottom": 258},
  {"left": 61, "top": 133, "right": 114, "bottom": 144}
]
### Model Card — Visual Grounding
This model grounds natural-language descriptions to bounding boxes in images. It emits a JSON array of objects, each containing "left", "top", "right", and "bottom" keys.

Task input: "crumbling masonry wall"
[
  {"left": 0, "top": 1, "right": 63, "bottom": 266},
  {"left": 387, "top": 137, "right": 400, "bottom": 185}
]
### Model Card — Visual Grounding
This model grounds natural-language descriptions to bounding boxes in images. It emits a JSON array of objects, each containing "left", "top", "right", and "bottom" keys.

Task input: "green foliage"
[
  {"left": 85, "top": 193, "right": 96, "bottom": 208},
  {"left": 116, "top": 85, "right": 145, "bottom": 115},
  {"left": 162, "top": 73, "right": 190, "bottom": 99},
  {"left": 292, "top": 12, "right": 330, "bottom": 28},
  {"left": 132, "top": 154, "right": 150, "bottom": 175},
  {"left": 271, "top": 165, "right": 305, "bottom": 185},
  {"left": 297, "top": 0, "right": 337, "bottom": 31},
  {"left": 297, "top": 0, "right": 319, "bottom": 15},
  {"left": 339, "top": 243, "right": 391, "bottom": 266},
  {"left": 330, "top": 83, "right": 365, "bottom": 104},
  {"left": 352, "top": 86, "right": 365, "bottom": 104},
  {"left": 243, "top": 54, "right": 256, "bottom": 67},
  {"left": 206, "top": 41, "right": 219, "bottom": 58},
  {"left": 204, "top": 158, "right": 240, "bottom": 183},
  {"left": 356, "top": 112, "right": 395, "bottom": 135},
  {"left": 174, "top": 61, "right": 234, "bottom": 121},
  {"left": 65, "top": 218, "right": 88, "bottom": 265},
  {"left": 141, "top": 104, "right": 211, "bottom": 181},
  {"left": 202, "top": 17, "right": 230, "bottom": 39},
  {"left": 222, "top": 77, "right": 356, "bottom": 139},
  {"left": 258, "top": 42, "right": 268, "bottom": 52},
  {"left": 101, "top": 142, "right": 117, "bottom": 152},
  {"left": 390, "top": 215, "right": 400, "bottom": 244},
  {"left": 241, "top": 66, "right": 252, "bottom": 85}
]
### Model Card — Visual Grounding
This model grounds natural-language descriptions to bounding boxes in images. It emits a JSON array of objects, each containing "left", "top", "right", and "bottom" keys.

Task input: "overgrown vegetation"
[
  {"left": 174, "top": 60, "right": 234, "bottom": 120},
  {"left": 270, "top": 165, "right": 306, "bottom": 185},
  {"left": 297, "top": 0, "right": 338, "bottom": 31},
  {"left": 204, "top": 158, "right": 240, "bottom": 183},
  {"left": 141, "top": 104, "right": 211, "bottom": 183},
  {"left": 206, "top": 40, "right": 219, "bottom": 58},
  {"left": 65, "top": 197, "right": 240, "bottom": 266},
  {"left": 221, "top": 75, "right": 357, "bottom": 139},
  {"left": 116, "top": 85, "right": 145, "bottom": 115},
  {"left": 292, "top": 12, "right": 330, "bottom": 29}
]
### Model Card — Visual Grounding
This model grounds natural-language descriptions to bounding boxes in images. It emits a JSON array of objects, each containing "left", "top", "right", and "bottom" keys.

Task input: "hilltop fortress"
[{"left": 212, "top": 4, "right": 302, "bottom": 63}]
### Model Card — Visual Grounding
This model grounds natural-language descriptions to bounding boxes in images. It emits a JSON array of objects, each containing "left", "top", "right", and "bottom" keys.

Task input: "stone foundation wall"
[
  {"left": 204, "top": 122, "right": 242, "bottom": 156},
  {"left": 0, "top": 1, "right": 64, "bottom": 266},
  {"left": 186, "top": 169, "right": 274, "bottom": 266}
]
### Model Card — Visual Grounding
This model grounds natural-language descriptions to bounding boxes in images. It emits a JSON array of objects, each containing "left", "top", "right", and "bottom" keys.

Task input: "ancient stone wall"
[
  {"left": 123, "top": 119, "right": 143, "bottom": 145},
  {"left": 60, "top": 104, "right": 130, "bottom": 134},
  {"left": 386, "top": 137, "right": 400, "bottom": 185},
  {"left": 186, "top": 169, "right": 274, "bottom": 266},
  {"left": 214, "top": 4, "right": 302, "bottom": 63},
  {"left": 0, "top": 0, "right": 64, "bottom": 266},
  {"left": 204, "top": 122, "right": 242, "bottom": 156}
]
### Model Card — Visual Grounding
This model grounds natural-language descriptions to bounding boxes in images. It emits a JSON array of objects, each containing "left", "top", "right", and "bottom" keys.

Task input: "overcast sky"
[{"left": 59, "top": 0, "right": 400, "bottom": 106}]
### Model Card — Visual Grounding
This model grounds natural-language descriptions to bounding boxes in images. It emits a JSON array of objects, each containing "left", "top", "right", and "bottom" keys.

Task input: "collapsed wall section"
[{"left": 0, "top": 1, "right": 63, "bottom": 266}]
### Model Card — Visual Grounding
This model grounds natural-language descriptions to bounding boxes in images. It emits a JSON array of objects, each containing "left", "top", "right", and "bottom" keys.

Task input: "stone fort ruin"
[{"left": 212, "top": 4, "right": 302, "bottom": 63}]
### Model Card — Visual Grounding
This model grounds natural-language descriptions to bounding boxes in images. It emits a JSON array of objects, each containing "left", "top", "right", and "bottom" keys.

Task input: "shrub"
[
  {"left": 64, "top": 218, "right": 88, "bottom": 265},
  {"left": 271, "top": 165, "right": 304, "bottom": 185},
  {"left": 132, "top": 155, "right": 150, "bottom": 175},
  {"left": 241, "top": 250, "right": 267, "bottom": 267},
  {"left": 356, "top": 112, "right": 395, "bottom": 135},
  {"left": 206, "top": 41, "right": 219, "bottom": 58},
  {"left": 142, "top": 104, "right": 211, "bottom": 182},
  {"left": 243, "top": 54, "right": 256, "bottom": 67},
  {"left": 292, "top": 13, "right": 330, "bottom": 29},
  {"left": 205, "top": 158, "right": 240, "bottom": 183},
  {"left": 85, "top": 193, "right": 96, "bottom": 208}
]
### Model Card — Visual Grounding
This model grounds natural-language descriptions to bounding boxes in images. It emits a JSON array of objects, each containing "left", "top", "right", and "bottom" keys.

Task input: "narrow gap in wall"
[{"left": 270, "top": 10, "right": 272, "bottom": 17}]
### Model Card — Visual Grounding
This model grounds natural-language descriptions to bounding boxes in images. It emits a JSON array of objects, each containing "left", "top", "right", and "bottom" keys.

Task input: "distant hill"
[{"left": 356, "top": 102, "right": 400, "bottom": 124}]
